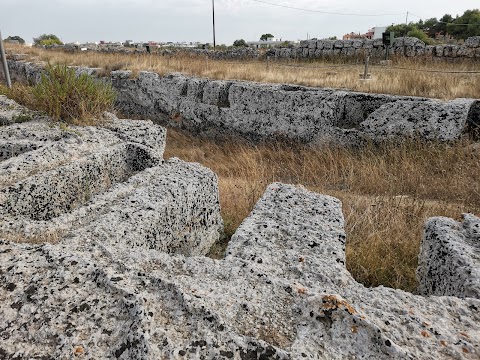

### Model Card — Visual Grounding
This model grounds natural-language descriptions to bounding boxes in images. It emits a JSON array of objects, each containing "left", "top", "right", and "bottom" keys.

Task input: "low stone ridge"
[
  {"left": 4, "top": 58, "right": 479, "bottom": 145},
  {"left": 1, "top": 183, "right": 479, "bottom": 359},
  {"left": 418, "top": 214, "right": 480, "bottom": 299}
]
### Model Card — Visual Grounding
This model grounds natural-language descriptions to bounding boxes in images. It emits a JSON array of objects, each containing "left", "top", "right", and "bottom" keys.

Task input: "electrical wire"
[{"left": 248, "top": 0, "right": 405, "bottom": 17}]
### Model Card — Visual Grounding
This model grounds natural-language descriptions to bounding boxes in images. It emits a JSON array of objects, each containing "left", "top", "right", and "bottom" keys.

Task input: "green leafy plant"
[
  {"left": 33, "top": 34, "right": 63, "bottom": 46},
  {"left": 33, "top": 64, "right": 116, "bottom": 125}
]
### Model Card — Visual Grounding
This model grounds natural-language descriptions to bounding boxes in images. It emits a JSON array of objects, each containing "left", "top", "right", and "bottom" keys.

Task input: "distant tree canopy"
[
  {"left": 260, "top": 33, "right": 274, "bottom": 41},
  {"left": 5, "top": 35, "right": 25, "bottom": 44},
  {"left": 233, "top": 39, "right": 248, "bottom": 47},
  {"left": 34, "top": 34, "right": 63, "bottom": 46},
  {"left": 387, "top": 9, "right": 479, "bottom": 41}
]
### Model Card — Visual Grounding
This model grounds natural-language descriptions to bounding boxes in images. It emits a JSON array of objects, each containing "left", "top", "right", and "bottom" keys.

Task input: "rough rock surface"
[
  {"left": 1, "top": 183, "right": 479, "bottom": 359},
  {"left": 4, "top": 58, "right": 479, "bottom": 145},
  {"left": 0, "top": 106, "right": 222, "bottom": 255},
  {"left": 418, "top": 213, "right": 480, "bottom": 299},
  {"left": 0, "top": 95, "right": 36, "bottom": 126}
]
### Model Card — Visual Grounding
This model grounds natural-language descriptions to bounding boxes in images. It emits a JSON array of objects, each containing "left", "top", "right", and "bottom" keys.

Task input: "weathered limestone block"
[
  {"left": 323, "top": 40, "right": 335, "bottom": 50},
  {"left": 466, "top": 36, "right": 480, "bottom": 48},
  {"left": 0, "top": 110, "right": 221, "bottom": 256},
  {"left": 373, "top": 38, "right": 383, "bottom": 47},
  {"left": 359, "top": 98, "right": 479, "bottom": 141},
  {"left": 352, "top": 39, "right": 365, "bottom": 48},
  {"left": 307, "top": 40, "right": 317, "bottom": 49},
  {"left": 334, "top": 40, "right": 344, "bottom": 49},
  {"left": 417, "top": 214, "right": 480, "bottom": 299},
  {"left": 0, "top": 183, "right": 479, "bottom": 358},
  {"left": 435, "top": 45, "right": 444, "bottom": 57}
]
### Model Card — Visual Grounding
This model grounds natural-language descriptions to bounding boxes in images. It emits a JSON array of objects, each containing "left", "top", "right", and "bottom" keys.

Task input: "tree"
[
  {"left": 233, "top": 39, "right": 248, "bottom": 47},
  {"left": 447, "top": 9, "right": 480, "bottom": 39},
  {"left": 407, "top": 27, "right": 432, "bottom": 44},
  {"left": 33, "top": 34, "right": 63, "bottom": 46},
  {"left": 5, "top": 35, "right": 25, "bottom": 44},
  {"left": 387, "top": 23, "right": 415, "bottom": 37},
  {"left": 435, "top": 14, "right": 454, "bottom": 35},
  {"left": 260, "top": 33, "right": 274, "bottom": 41}
]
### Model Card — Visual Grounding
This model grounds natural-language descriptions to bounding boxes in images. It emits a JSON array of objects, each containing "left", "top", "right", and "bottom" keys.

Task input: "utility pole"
[
  {"left": 0, "top": 31, "right": 12, "bottom": 88},
  {"left": 212, "top": 0, "right": 216, "bottom": 50}
]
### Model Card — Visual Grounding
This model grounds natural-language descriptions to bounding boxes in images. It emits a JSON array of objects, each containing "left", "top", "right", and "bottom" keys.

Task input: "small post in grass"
[
  {"left": 359, "top": 56, "right": 371, "bottom": 81},
  {"left": 0, "top": 30, "right": 12, "bottom": 88}
]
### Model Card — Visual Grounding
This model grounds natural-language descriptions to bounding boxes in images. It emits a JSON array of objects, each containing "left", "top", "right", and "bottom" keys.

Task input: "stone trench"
[{"left": 0, "top": 96, "right": 479, "bottom": 359}]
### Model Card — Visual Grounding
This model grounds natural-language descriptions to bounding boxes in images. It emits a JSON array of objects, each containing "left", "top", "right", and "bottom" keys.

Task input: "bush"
[
  {"left": 33, "top": 64, "right": 116, "bottom": 124},
  {"left": 34, "top": 34, "right": 63, "bottom": 46}
]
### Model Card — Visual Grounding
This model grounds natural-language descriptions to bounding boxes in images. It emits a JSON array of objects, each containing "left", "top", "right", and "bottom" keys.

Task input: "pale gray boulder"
[
  {"left": 418, "top": 213, "right": 480, "bottom": 299},
  {"left": 359, "top": 98, "right": 480, "bottom": 141}
]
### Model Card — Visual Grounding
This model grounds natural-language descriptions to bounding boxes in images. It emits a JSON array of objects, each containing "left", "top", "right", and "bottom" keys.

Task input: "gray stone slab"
[{"left": 418, "top": 214, "right": 480, "bottom": 299}]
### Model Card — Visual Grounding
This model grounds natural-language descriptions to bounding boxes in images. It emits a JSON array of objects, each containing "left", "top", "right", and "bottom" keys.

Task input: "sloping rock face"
[
  {"left": 418, "top": 214, "right": 480, "bottom": 299},
  {"left": 4, "top": 59, "right": 479, "bottom": 145},
  {"left": 1, "top": 183, "right": 479, "bottom": 359}
]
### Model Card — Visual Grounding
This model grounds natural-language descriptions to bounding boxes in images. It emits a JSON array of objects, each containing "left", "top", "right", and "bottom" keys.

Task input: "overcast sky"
[{"left": 1, "top": 0, "right": 478, "bottom": 44}]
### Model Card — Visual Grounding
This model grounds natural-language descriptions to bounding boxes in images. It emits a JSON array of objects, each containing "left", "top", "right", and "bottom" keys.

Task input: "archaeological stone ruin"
[
  {"left": 3, "top": 56, "right": 480, "bottom": 145},
  {"left": 1, "top": 42, "right": 480, "bottom": 359},
  {"left": 0, "top": 91, "right": 479, "bottom": 359}
]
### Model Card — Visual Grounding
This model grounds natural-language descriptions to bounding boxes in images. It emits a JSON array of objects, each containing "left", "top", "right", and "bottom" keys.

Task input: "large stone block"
[
  {"left": 0, "top": 107, "right": 222, "bottom": 256},
  {"left": 417, "top": 214, "right": 480, "bottom": 298}
]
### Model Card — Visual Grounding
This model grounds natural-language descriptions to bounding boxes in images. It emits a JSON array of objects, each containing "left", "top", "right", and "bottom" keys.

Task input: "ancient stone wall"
[
  {"left": 4, "top": 58, "right": 479, "bottom": 145},
  {"left": 267, "top": 36, "right": 480, "bottom": 60}
]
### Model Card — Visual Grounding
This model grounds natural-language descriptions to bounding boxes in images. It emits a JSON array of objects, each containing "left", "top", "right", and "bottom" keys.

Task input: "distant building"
[
  {"left": 247, "top": 38, "right": 284, "bottom": 48},
  {"left": 343, "top": 26, "right": 386, "bottom": 40}
]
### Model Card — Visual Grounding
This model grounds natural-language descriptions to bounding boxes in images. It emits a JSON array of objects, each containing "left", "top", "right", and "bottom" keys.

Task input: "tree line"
[{"left": 387, "top": 9, "right": 479, "bottom": 43}]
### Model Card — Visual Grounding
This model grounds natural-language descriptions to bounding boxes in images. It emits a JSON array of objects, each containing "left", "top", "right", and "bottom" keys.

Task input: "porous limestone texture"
[
  {"left": 4, "top": 58, "right": 480, "bottom": 145},
  {"left": 1, "top": 183, "right": 479, "bottom": 359},
  {"left": 0, "top": 106, "right": 222, "bottom": 256},
  {"left": 0, "top": 95, "right": 36, "bottom": 126},
  {"left": 418, "top": 213, "right": 480, "bottom": 299}
]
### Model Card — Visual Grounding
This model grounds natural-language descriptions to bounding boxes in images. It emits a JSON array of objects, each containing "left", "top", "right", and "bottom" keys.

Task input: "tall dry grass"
[
  {"left": 6, "top": 44, "right": 480, "bottom": 100},
  {"left": 164, "top": 129, "right": 480, "bottom": 292}
]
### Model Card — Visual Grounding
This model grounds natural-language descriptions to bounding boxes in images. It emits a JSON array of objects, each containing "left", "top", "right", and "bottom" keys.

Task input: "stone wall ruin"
[{"left": 3, "top": 58, "right": 480, "bottom": 146}]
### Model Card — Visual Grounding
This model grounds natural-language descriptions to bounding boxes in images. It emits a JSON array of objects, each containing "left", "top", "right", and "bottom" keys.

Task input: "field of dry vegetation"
[{"left": 4, "top": 45, "right": 480, "bottom": 292}]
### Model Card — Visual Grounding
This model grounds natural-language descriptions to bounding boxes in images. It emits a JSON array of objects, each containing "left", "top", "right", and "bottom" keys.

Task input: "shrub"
[
  {"left": 33, "top": 64, "right": 116, "bottom": 124},
  {"left": 33, "top": 34, "right": 63, "bottom": 46}
]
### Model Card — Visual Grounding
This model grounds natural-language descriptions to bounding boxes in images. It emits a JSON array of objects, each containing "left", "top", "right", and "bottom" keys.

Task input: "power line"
[{"left": 249, "top": 0, "right": 405, "bottom": 17}]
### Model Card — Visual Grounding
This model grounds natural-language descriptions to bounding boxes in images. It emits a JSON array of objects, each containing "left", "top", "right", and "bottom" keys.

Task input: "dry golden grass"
[
  {"left": 6, "top": 44, "right": 480, "bottom": 100},
  {"left": 164, "top": 129, "right": 480, "bottom": 292}
]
